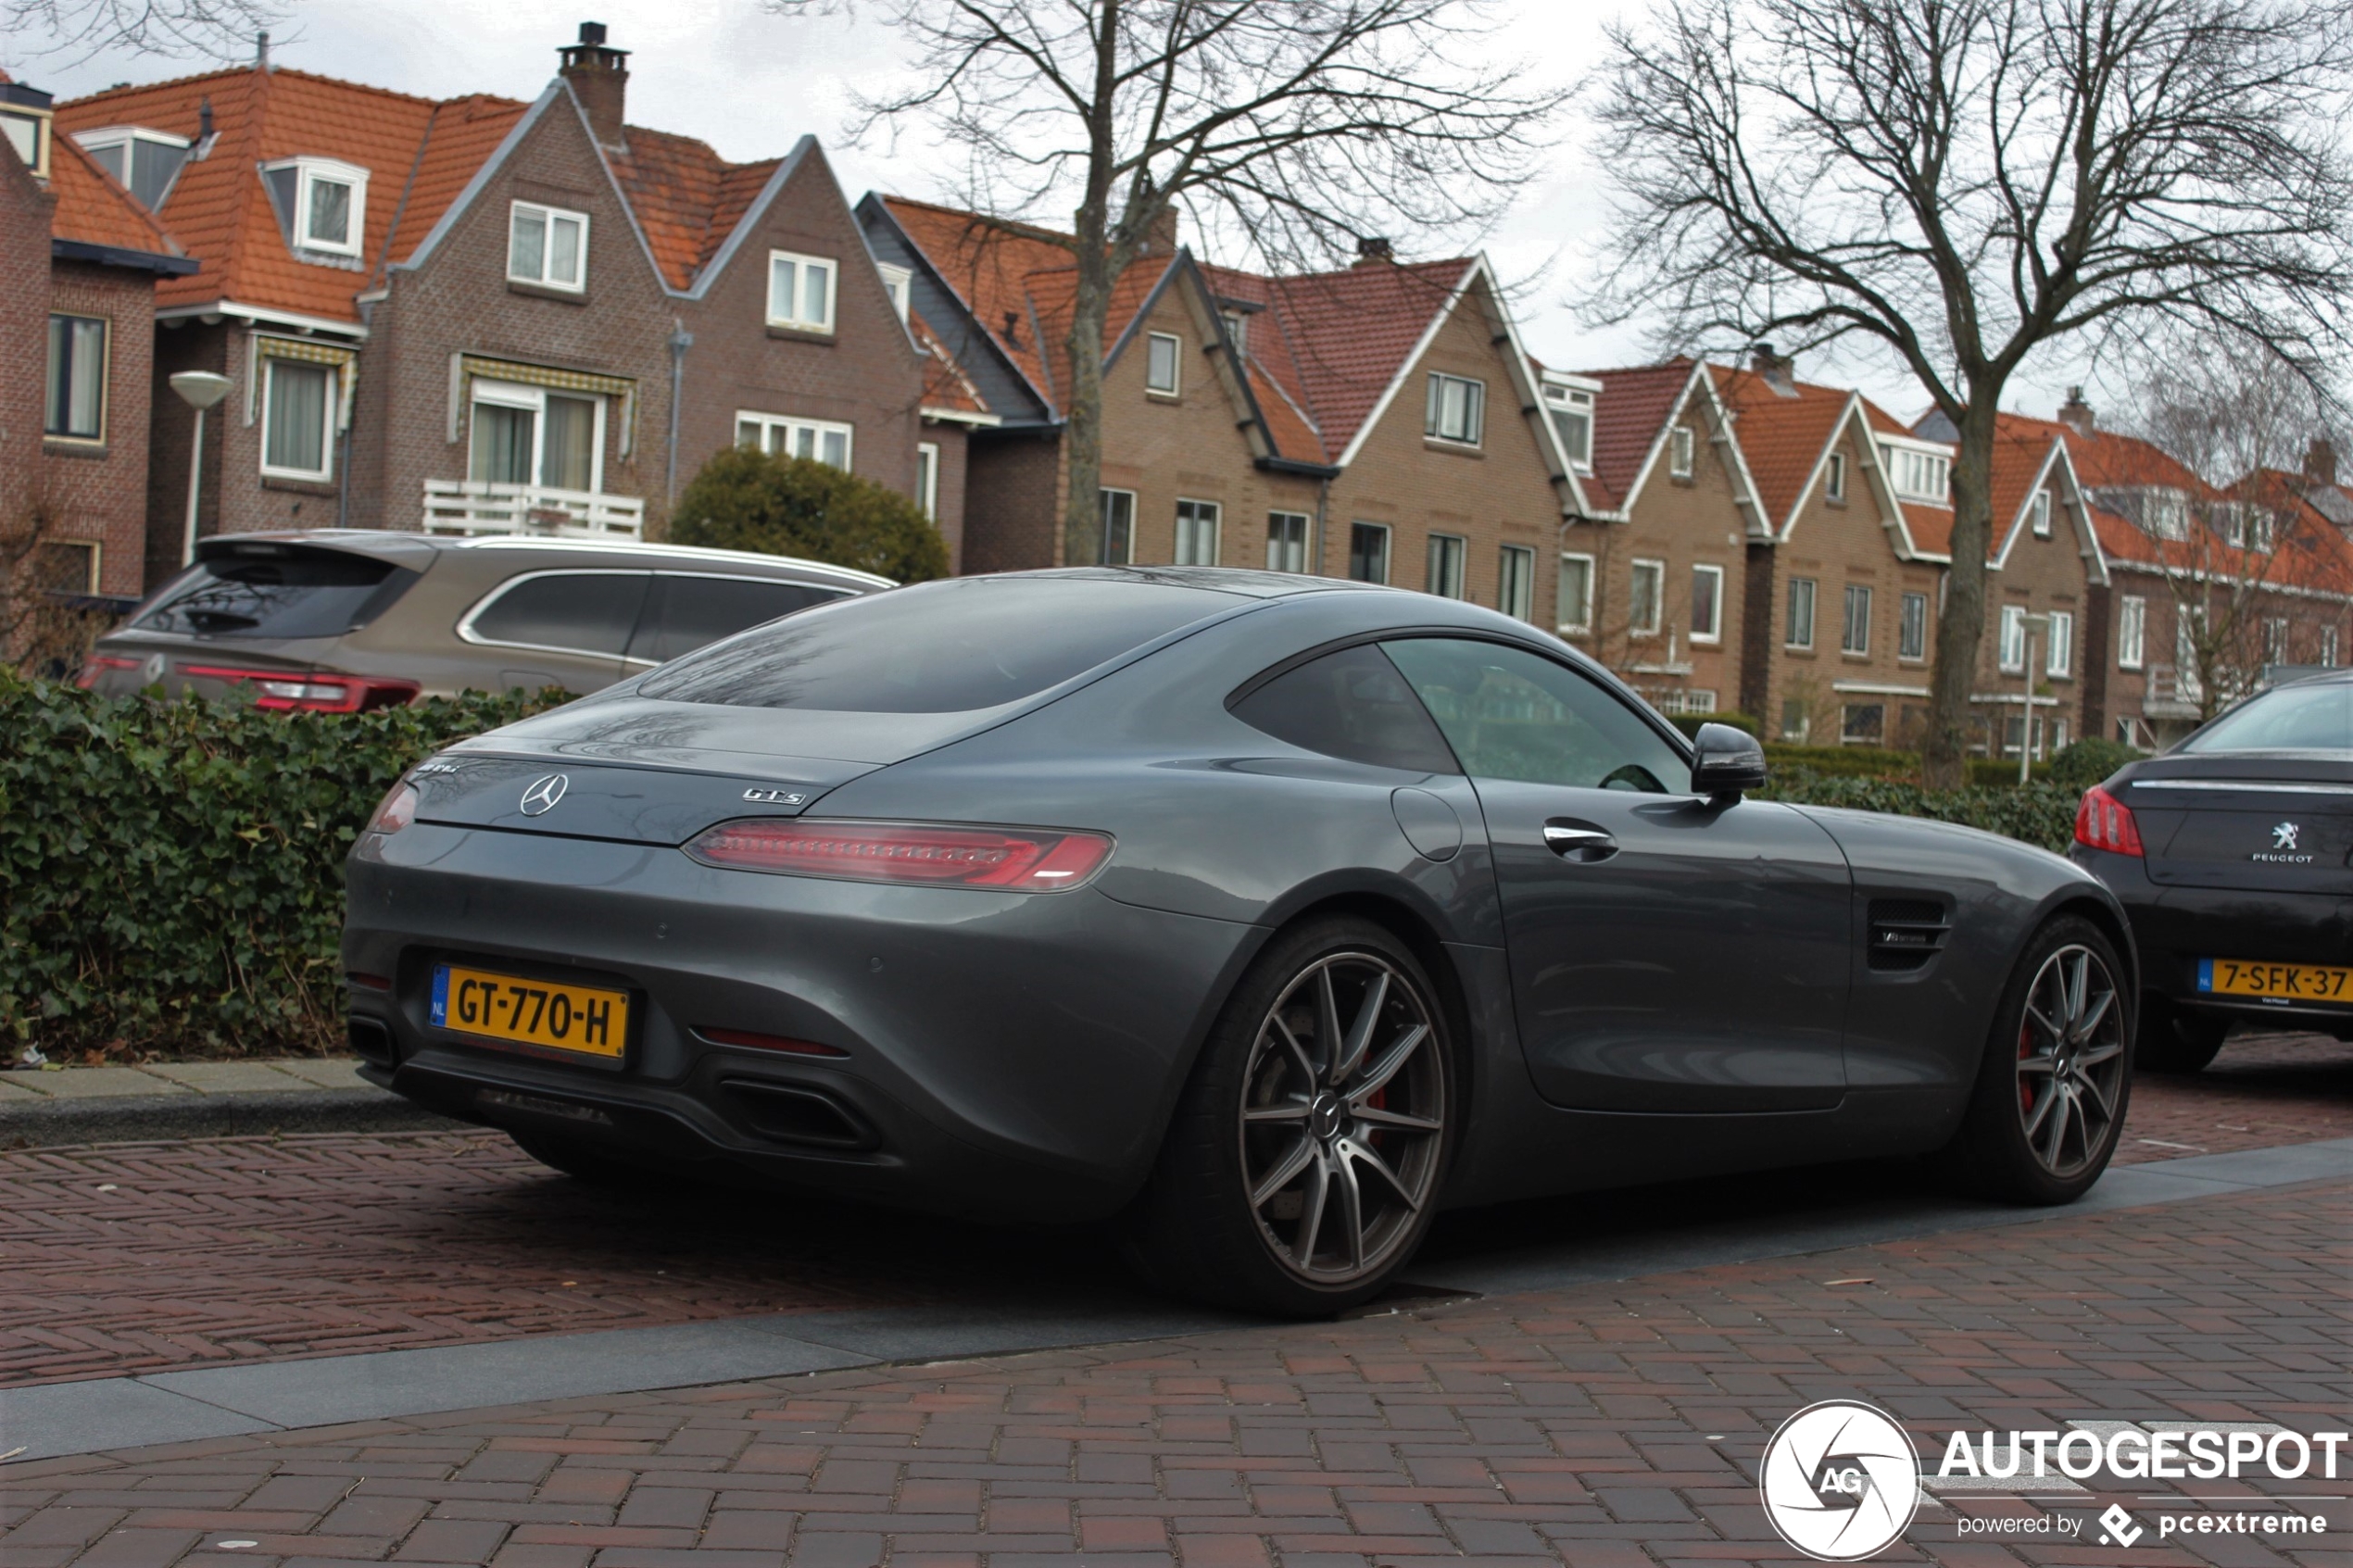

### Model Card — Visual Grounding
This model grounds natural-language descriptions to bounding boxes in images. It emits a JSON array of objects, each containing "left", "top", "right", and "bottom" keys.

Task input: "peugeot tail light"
[
  {"left": 75, "top": 655, "right": 140, "bottom": 690},
  {"left": 2073, "top": 784, "right": 2144, "bottom": 857},
  {"left": 686, "top": 820, "right": 1114, "bottom": 892},
  {"left": 366, "top": 782, "right": 419, "bottom": 835},
  {"left": 181, "top": 664, "right": 422, "bottom": 713}
]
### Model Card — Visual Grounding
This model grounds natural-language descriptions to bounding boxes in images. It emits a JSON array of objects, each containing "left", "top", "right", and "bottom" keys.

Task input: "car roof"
[{"left": 191, "top": 530, "right": 895, "bottom": 589}]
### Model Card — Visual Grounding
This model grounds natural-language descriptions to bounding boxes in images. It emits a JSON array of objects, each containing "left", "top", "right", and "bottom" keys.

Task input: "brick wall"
[
  {"left": 0, "top": 148, "right": 48, "bottom": 526},
  {"left": 1972, "top": 500, "right": 2095, "bottom": 757},
  {"left": 963, "top": 428, "right": 1063, "bottom": 573},
  {"left": 42, "top": 260, "right": 157, "bottom": 597},
  {"left": 920, "top": 420, "right": 970, "bottom": 571}
]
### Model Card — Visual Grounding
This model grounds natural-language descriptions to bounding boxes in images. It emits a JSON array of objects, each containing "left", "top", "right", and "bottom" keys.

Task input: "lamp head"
[{"left": 170, "top": 370, "right": 233, "bottom": 409}]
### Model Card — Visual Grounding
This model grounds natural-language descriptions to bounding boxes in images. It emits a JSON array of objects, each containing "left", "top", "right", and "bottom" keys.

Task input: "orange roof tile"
[
  {"left": 1259, "top": 259, "right": 1470, "bottom": 458},
  {"left": 1711, "top": 365, "right": 1856, "bottom": 533},
  {"left": 47, "top": 134, "right": 182, "bottom": 257},
  {"left": 884, "top": 197, "right": 1076, "bottom": 401},
  {"left": 1575, "top": 360, "right": 1694, "bottom": 514}
]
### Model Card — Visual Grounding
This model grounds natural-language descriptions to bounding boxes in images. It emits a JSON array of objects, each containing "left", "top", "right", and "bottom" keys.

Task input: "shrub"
[
  {"left": 671, "top": 446, "right": 950, "bottom": 583},
  {"left": 2048, "top": 736, "right": 2141, "bottom": 790},
  {"left": 1764, "top": 743, "right": 1919, "bottom": 781},
  {"left": 1758, "top": 772, "right": 2080, "bottom": 854},
  {"left": 1965, "top": 757, "right": 2052, "bottom": 788},
  {"left": 1664, "top": 711, "right": 1761, "bottom": 739},
  {"left": 0, "top": 676, "right": 562, "bottom": 1059}
]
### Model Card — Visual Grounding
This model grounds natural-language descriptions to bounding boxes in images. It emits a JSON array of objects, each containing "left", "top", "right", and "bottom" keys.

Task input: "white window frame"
[
  {"left": 766, "top": 250, "right": 837, "bottom": 333},
  {"left": 1145, "top": 332, "right": 1183, "bottom": 396},
  {"left": 1427, "top": 532, "right": 1467, "bottom": 599},
  {"left": 1425, "top": 372, "right": 1485, "bottom": 447},
  {"left": 1265, "top": 510, "right": 1310, "bottom": 573},
  {"left": 2263, "top": 615, "right": 2290, "bottom": 666},
  {"left": 2046, "top": 608, "right": 2074, "bottom": 677},
  {"left": 2117, "top": 596, "right": 2146, "bottom": 670},
  {"left": 2031, "top": 490, "right": 2053, "bottom": 537},
  {"left": 1998, "top": 604, "right": 2027, "bottom": 672},
  {"left": 877, "top": 262, "right": 912, "bottom": 325},
  {"left": 1785, "top": 576, "right": 1817, "bottom": 650},
  {"left": 1898, "top": 590, "right": 1928, "bottom": 662},
  {"left": 1629, "top": 558, "right": 1665, "bottom": 637},
  {"left": 259, "top": 356, "right": 341, "bottom": 483},
  {"left": 265, "top": 157, "right": 368, "bottom": 258},
  {"left": 1499, "top": 544, "right": 1535, "bottom": 622},
  {"left": 1690, "top": 562, "right": 1724, "bottom": 644},
  {"left": 1880, "top": 438, "right": 1953, "bottom": 504},
  {"left": 1841, "top": 583, "right": 1872, "bottom": 656},
  {"left": 1825, "top": 450, "right": 1846, "bottom": 503},
  {"left": 1557, "top": 551, "right": 1594, "bottom": 634},
  {"left": 1669, "top": 424, "right": 1695, "bottom": 480},
  {"left": 1541, "top": 374, "right": 1598, "bottom": 471},
  {"left": 914, "top": 441, "right": 939, "bottom": 520},
  {"left": 2322, "top": 624, "right": 2341, "bottom": 667},
  {"left": 1175, "top": 497, "right": 1221, "bottom": 566},
  {"left": 472, "top": 380, "right": 608, "bottom": 493},
  {"left": 736, "top": 409, "right": 853, "bottom": 470},
  {"left": 507, "top": 200, "right": 589, "bottom": 292}
]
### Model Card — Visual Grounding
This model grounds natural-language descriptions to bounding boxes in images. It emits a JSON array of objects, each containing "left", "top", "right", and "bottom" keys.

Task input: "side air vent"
[{"left": 1867, "top": 898, "right": 1950, "bottom": 972}]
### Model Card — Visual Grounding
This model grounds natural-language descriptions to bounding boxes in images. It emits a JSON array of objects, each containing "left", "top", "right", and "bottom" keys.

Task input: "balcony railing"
[
  {"left": 2142, "top": 663, "right": 2204, "bottom": 720},
  {"left": 422, "top": 481, "right": 645, "bottom": 540}
]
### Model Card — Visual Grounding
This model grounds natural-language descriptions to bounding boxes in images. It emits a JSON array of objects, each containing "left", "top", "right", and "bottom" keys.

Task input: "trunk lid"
[{"left": 2118, "top": 754, "right": 2353, "bottom": 895}]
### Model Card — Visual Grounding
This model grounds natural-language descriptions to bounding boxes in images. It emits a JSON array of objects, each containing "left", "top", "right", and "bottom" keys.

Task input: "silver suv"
[{"left": 78, "top": 531, "right": 889, "bottom": 709}]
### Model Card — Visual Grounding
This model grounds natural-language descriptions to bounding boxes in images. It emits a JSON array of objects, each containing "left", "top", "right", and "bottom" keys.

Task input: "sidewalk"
[{"left": 0, "top": 1059, "right": 443, "bottom": 1148}]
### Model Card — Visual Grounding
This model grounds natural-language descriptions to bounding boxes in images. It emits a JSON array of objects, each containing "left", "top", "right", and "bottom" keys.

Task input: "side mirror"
[{"left": 1691, "top": 721, "right": 1767, "bottom": 801}]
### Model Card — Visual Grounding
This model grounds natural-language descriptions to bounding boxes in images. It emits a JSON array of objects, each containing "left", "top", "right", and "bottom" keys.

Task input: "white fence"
[{"left": 421, "top": 481, "right": 645, "bottom": 539}]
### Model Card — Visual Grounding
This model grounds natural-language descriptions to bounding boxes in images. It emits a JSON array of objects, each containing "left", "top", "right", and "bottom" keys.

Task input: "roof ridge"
[{"left": 60, "top": 62, "right": 450, "bottom": 112}]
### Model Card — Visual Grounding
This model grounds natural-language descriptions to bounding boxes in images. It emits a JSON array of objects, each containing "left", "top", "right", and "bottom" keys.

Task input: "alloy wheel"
[
  {"left": 1239, "top": 950, "right": 1446, "bottom": 1285},
  {"left": 2014, "top": 944, "right": 2126, "bottom": 1178}
]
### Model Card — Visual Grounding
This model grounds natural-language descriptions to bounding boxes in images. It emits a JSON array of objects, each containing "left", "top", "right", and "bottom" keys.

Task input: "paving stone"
[
  {"left": 19, "top": 1070, "right": 192, "bottom": 1101},
  {"left": 138, "top": 1065, "right": 308, "bottom": 1095}
]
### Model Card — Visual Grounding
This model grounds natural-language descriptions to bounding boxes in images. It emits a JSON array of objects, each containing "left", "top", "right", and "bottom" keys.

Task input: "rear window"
[
  {"left": 2181, "top": 681, "right": 2353, "bottom": 753},
  {"left": 637, "top": 577, "right": 1235, "bottom": 712},
  {"left": 134, "top": 547, "right": 415, "bottom": 640}
]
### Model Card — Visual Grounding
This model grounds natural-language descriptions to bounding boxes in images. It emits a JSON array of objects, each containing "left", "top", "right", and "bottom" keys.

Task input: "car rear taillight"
[
  {"left": 181, "top": 664, "right": 422, "bottom": 713},
  {"left": 366, "top": 783, "right": 419, "bottom": 835},
  {"left": 75, "top": 655, "right": 140, "bottom": 690},
  {"left": 685, "top": 820, "right": 1114, "bottom": 892},
  {"left": 2074, "top": 784, "right": 2144, "bottom": 857},
  {"left": 695, "top": 1026, "right": 849, "bottom": 1058}
]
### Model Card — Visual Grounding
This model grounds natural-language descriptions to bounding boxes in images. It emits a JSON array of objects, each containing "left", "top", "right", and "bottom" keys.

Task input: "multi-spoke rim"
[
  {"left": 1239, "top": 950, "right": 1446, "bottom": 1285},
  {"left": 2015, "top": 944, "right": 2127, "bottom": 1178}
]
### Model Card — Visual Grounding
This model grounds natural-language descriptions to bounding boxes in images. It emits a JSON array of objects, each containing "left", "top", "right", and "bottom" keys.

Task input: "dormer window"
[
  {"left": 262, "top": 157, "right": 369, "bottom": 259},
  {"left": 1221, "top": 311, "right": 1247, "bottom": 353},
  {"left": 875, "top": 263, "right": 912, "bottom": 325},
  {"left": 1880, "top": 440, "right": 1952, "bottom": 504},
  {"left": 73, "top": 125, "right": 189, "bottom": 207},
  {"left": 1, "top": 82, "right": 55, "bottom": 181},
  {"left": 1541, "top": 373, "right": 1598, "bottom": 470}
]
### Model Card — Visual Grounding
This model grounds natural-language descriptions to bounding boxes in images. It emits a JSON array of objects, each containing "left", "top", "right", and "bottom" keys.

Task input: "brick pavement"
[
  {"left": 2, "top": 1175, "right": 2346, "bottom": 1566},
  {"left": 3, "top": 1033, "right": 2347, "bottom": 1392}
]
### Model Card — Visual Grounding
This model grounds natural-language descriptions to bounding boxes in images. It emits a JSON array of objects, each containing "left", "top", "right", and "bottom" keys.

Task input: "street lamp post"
[
  {"left": 2018, "top": 610, "right": 2051, "bottom": 784},
  {"left": 169, "top": 370, "right": 233, "bottom": 566}
]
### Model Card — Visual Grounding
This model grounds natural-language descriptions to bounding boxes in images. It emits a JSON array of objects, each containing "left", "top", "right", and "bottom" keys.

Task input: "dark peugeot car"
[
  {"left": 80, "top": 531, "right": 887, "bottom": 709},
  {"left": 346, "top": 569, "right": 2136, "bottom": 1313},
  {"left": 2071, "top": 671, "right": 2353, "bottom": 1072}
]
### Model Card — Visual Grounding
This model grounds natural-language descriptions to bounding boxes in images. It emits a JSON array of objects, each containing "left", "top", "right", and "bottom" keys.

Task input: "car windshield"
[
  {"left": 636, "top": 577, "right": 1237, "bottom": 712},
  {"left": 133, "top": 547, "right": 414, "bottom": 640},
  {"left": 2180, "top": 681, "right": 2353, "bottom": 754}
]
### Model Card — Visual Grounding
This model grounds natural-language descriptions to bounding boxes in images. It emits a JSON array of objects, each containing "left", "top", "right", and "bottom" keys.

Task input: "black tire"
[
  {"left": 1123, "top": 916, "right": 1458, "bottom": 1317},
  {"left": 510, "top": 1129, "right": 640, "bottom": 1189},
  {"left": 2135, "top": 996, "right": 2228, "bottom": 1074},
  {"left": 1941, "top": 914, "right": 2133, "bottom": 1204}
]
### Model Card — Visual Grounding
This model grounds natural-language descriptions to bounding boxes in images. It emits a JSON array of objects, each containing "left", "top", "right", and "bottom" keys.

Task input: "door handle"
[{"left": 1542, "top": 824, "right": 1618, "bottom": 863}]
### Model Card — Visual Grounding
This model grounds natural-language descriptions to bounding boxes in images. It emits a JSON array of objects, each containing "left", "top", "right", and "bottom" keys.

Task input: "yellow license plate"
[
  {"left": 2198, "top": 959, "right": 2353, "bottom": 1004},
  {"left": 430, "top": 964, "right": 629, "bottom": 1058}
]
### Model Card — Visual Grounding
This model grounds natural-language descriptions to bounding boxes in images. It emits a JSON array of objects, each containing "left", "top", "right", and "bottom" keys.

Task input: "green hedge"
[
  {"left": 1760, "top": 772, "right": 2081, "bottom": 853},
  {"left": 0, "top": 676, "right": 561, "bottom": 1059}
]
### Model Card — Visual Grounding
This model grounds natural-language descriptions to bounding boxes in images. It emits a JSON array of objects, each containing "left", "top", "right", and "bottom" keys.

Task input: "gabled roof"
[
  {"left": 1572, "top": 360, "right": 1692, "bottom": 515},
  {"left": 1711, "top": 365, "right": 1856, "bottom": 533},
  {"left": 48, "top": 134, "right": 189, "bottom": 266},
  {"left": 1257, "top": 258, "right": 1473, "bottom": 461}
]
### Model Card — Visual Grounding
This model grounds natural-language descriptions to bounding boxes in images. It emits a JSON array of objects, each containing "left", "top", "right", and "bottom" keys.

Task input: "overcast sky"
[{"left": 10, "top": 0, "right": 2103, "bottom": 424}]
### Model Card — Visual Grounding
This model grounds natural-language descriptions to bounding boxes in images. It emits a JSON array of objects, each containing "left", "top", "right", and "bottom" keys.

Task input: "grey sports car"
[{"left": 345, "top": 568, "right": 2138, "bottom": 1313}]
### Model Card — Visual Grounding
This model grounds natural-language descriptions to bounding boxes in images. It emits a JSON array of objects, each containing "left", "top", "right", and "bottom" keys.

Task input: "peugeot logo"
[
  {"left": 519, "top": 773, "right": 569, "bottom": 816},
  {"left": 2272, "top": 822, "right": 2301, "bottom": 851}
]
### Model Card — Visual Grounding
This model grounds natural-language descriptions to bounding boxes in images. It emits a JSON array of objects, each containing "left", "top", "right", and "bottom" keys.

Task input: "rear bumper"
[
  {"left": 343, "top": 823, "right": 1261, "bottom": 1223},
  {"left": 2070, "top": 846, "right": 2353, "bottom": 1034}
]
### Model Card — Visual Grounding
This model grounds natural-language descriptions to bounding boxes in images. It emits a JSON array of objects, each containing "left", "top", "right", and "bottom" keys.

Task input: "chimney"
[
  {"left": 2305, "top": 436, "right": 2338, "bottom": 488},
  {"left": 1001, "top": 310, "right": 1022, "bottom": 348},
  {"left": 256, "top": 31, "right": 271, "bottom": 71},
  {"left": 1750, "top": 341, "right": 1798, "bottom": 397},
  {"left": 1137, "top": 204, "right": 1178, "bottom": 257},
  {"left": 2058, "top": 385, "right": 2095, "bottom": 437},
  {"left": 1353, "top": 235, "right": 1394, "bottom": 268},
  {"left": 560, "top": 20, "right": 631, "bottom": 151},
  {"left": 195, "top": 96, "right": 215, "bottom": 157}
]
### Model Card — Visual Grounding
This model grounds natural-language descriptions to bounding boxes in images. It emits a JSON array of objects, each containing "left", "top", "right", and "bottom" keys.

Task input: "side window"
[
  {"left": 466, "top": 571, "right": 650, "bottom": 659},
  {"left": 626, "top": 576, "right": 849, "bottom": 664},
  {"left": 1229, "top": 644, "right": 1459, "bottom": 774},
  {"left": 1382, "top": 637, "right": 1688, "bottom": 794}
]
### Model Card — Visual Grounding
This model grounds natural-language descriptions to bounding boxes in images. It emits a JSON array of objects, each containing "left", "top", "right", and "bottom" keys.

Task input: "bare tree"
[
  {"left": 820, "top": 0, "right": 1567, "bottom": 567},
  {"left": 1589, "top": 0, "right": 2353, "bottom": 785},
  {"left": 2, "top": 0, "right": 282, "bottom": 64}
]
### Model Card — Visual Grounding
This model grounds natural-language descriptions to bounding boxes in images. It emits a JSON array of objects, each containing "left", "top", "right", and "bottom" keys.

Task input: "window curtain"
[
  {"left": 540, "top": 395, "right": 597, "bottom": 491},
  {"left": 266, "top": 361, "right": 331, "bottom": 472}
]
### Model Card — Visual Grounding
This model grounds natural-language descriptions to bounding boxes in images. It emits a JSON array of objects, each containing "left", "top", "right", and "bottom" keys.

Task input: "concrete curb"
[{"left": 0, "top": 1085, "right": 454, "bottom": 1149}]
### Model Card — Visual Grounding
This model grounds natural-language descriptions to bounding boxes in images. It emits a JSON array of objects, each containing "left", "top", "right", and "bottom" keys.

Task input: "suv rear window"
[
  {"left": 466, "top": 571, "right": 651, "bottom": 659},
  {"left": 2181, "top": 680, "right": 2353, "bottom": 753},
  {"left": 624, "top": 575, "right": 849, "bottom": 664},
  {"left": 638, "top": 577, "right": 1235, "bottom": 712},
  {"left": 133, "top": 547, "right": 416, "bottom": 640}
]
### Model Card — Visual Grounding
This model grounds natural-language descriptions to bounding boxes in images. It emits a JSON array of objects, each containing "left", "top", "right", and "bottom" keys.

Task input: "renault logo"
[{"left": 519, "top": 774, "right": 569, "bottom": 816}]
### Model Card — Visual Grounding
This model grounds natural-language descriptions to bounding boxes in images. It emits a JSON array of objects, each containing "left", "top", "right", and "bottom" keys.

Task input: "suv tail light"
[
  {"left": 686, "top": 820, "right": 1114, "bottom": 892},
  {"left": 75, "top": 655, "right": 140, "bottom": 690},
  {"left": 2074, "top": 784, "right": 2144, "bottom": 857},
  {"left": 180, "top": 664, "right": 422, "bottom": 713}
]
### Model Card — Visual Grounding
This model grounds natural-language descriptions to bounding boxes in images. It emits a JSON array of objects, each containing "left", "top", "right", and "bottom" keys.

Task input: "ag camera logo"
[{"left": 1760, "top": 1399, "right": 1921, "bottom": 1561}]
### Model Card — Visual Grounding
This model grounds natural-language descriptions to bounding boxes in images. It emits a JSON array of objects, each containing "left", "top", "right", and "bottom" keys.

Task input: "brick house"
[
  {"left": 1550, "top": 358, "right": 1765, "bottom": 717},
  {"left": 52, "top": 27, "right": 933, "bottom": 590},
  {"left": 861, "top": 198, "right": 1574, "bottom": 615},
  {"left": 2, "top": 69, "right": 195, "bottom": 609}
]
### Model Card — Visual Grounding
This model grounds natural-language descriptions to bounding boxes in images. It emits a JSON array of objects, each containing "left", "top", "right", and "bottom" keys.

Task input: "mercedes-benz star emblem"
[
  {"left": 519, "top": 773, "right": 569, "bottom": 816},
  {"left": 1758, "top": 1399, "right": 1919, "bottom": 1562}
]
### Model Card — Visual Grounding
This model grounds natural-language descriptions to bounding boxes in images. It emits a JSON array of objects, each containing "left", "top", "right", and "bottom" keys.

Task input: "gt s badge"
[
  {"left": 520, "top": 774, "right": 569, "bottom": 815},
  {"left": 742, "top": 787, "right": 807, "bottom": 805}
]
